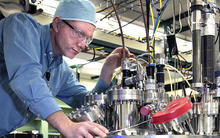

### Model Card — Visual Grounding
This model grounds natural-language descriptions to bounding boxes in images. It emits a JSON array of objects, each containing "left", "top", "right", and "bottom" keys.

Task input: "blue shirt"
[{"left": 0, "top": 13, "right": 109, "bottom": 136}]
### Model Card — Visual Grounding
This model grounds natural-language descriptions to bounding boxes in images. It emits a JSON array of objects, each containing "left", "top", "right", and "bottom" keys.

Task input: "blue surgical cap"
[{"left": 54, "top": 0, "right": 96, "bottom": 26}]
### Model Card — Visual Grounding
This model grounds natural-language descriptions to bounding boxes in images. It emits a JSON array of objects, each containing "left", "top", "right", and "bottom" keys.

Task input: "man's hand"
[
  {"left": 62, "top": 121, "right": 108, "bottom": 138},
  {"left": 100, "top": 47, "right": 135, "bottom": 85},
  {"left": 46, "top": 111, "right": 108, "bottom": 138}
]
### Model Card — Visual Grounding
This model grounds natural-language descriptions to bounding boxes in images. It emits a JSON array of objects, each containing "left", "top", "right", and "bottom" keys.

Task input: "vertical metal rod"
[
  {"left": 139, "top": 0, "right": 150, "bottom": 60},
  {"left": 186, "top": 119, "right": 195, "bottom": 135},
  {"left": 192, "top": 29, "right": 202, "bottom": 84},
  {"left": 191, "top": 0, "right": 203, "bottom": 88}
]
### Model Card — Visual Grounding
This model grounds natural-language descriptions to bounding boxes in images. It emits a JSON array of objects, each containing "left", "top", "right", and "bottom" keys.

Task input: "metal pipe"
[
  {"left": 139, "top": 0, "right": 150, "bottom": 56},
  {"left": 191, "top": 0, "right": 203, "bottom": 88},
  {"left": 201, "top": 0, "right": 216, "bottom": 84}
]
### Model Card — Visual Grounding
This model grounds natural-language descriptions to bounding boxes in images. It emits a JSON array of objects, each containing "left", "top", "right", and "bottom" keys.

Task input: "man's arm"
[{"left": 3, "top": 13, "right": 62, "bottom": 119}]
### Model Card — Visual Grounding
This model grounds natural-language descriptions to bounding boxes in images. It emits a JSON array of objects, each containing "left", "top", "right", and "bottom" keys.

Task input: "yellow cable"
[
  {"left": 152, "top": 20, "right": 161, "bottom": 48},
  {"left": 111, "top": 68, "right": 122, "bottom": 81},
  {"left": 150, "top": 4, "right": 155, "bottom": 29},
  {"left": 165, "top": 64, "right": 190, "bottom": 87},
  {"left": 94, "top": 47, "right": 104, "bottom": 50},
  {"left": 165, "top": 64, "right": 196, "bottom": 101},
  {"left": 96, "top": 8, "right": 103, "bottom": 12},
  {"left": 184, "top": 64, "right": 192, "bottom": 71},
  {"left": 151, "top": 19, "right": 160, "bottom": 64},
  {"left": 151, "top": 0, "right": 166, "bottom": 52},
  {"left": 165, "top": 67, "right": 173, "bottom": 93},
  {"left": 160, "top": 0, "right": 162, "bottom": 8},
  {"left": 96, "top": 7, "right": 114, "bottom": 13}
]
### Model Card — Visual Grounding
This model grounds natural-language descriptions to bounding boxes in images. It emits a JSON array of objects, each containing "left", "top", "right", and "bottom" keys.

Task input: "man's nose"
[{"left": 77, "top": 39, "right": 86, "bottom": 50}]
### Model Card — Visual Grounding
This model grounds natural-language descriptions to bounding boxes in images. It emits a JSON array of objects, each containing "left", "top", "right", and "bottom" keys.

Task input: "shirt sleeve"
[
  {"left": 3, "top": 13, "right": 61, "bottom": 120},
  {"left": 56, "top": 62, "right": 110, "bottom": 108}
]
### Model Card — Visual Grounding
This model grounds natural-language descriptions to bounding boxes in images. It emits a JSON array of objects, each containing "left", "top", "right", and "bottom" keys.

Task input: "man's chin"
[
  {"left": 68, "top": 55, "right": 76, "bottom": 59},
  {"left": 64, "top": 54, "right": 76, "bottom": 59}
]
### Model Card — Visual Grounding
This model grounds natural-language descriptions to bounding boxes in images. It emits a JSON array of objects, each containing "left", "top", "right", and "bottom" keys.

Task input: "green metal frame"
[{"left": 15, "top": 98, "right": 72, "bottom": 138}]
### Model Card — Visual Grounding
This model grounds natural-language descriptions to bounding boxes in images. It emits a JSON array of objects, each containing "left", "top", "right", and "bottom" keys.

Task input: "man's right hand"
[{"left": 46, "top": 111, "right": 109, "bottom": 138}]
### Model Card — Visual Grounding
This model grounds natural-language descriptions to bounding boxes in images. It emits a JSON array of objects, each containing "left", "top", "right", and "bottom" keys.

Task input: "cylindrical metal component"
[
  {"left": 122, "top": 69, "right": 131, "bottom": 87},
  {"left": 216, "top": 77, "right": 220, "bottom": 97},
  {"left": 192, "top": 30, "right": 203, "bottom": 87},
  {"left": 156, "top": 64, "right": 165, "bottom": 84},
  {"left": 216, "top": 55, "right": 220, "bottom": 97},
  {"left": 106, "top": 88, "right": 142, "bottom": 131},
  {"left": 193, "top": 101, "right": 219, "bottom": 115},
  {"left": 198, "top": 115, "right": 216, "bottom": 135},
  {"left": 106, "top": 101, "right": 141, "bottom": 131},
  {"left": 201, "top": 4, "right": 216, "bottom": 84},
  {"left": 144, "top": 79, "right": 156, "bottom": 103},
  {"left": 124, "top": 75, "right": 143, "bottom": 88},
  {"left": 191, "top": 0, "right": 203, "bottom": 6},
  {"left": 192, "top": 10, "right": 202, "bottom": 30},
  {"left": 69, "top": 104, "right": 104, "bottom": 124},
  {"left": 130, "top": 69, "right": 137, "bottom": 88},
  {"left": 121, "top": 58, "right": 131, "bottom": 88},
  {"left": 107, "top": 88, "right": 142, "bottom": 102},
  {"left": 201, "top": 13, "right": 216, "bottom": 36},
  {"left": 121, "top": 58, "right": 130, "bottom": 70},
  {"left": 201, "top": 35, "right": 215, "bottom": 83},
  {"left": 146, "top": 64, "right": 155, "bottom": 79},
  {"left": 191, "top": 0, "right": 203, "bottom": 88},
  {"left": 155, "top": 54, "right": 166, "bottom": 65},
  {"left": 155, "top": 54, "right": 165, "bottom": 85}
]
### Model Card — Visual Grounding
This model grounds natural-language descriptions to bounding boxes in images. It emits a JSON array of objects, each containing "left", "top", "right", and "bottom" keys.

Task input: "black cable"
[
  {"left": 108, "top": 14, "right": 142, "bottom": 34},
  {"left": 112, "top": 0, "right": 138, "bottom": 14},
  {"left": 149, "top": 46, "right": 154, "bottom": 52},
  {"left": 214, "top": 24, "right": 219, "bottom": 45},
  {"left": 92, "top": 48, "right": 96, "bottom": 61},
  {"left": 108, "top": 3, "right": 141, "bottom": 19},
  {"left": 99, "top": 0, "right": 138, "bottom": 21},
  {"left": 99, "top": 4, "right": 120, "bottom": 21},
  {"left": 97, "top": 0, "right": 129, "bottom": 13},
  {"left": 146, "top": 0, "right": 150, "bottom": 36},
  {"left": 214, "top": 30, "right": 219, "bottom": 45},
  {"left": 146, "top": 0, "right": 150, "bottom": 57},
  {"left": 219, "top": 20, "right": 220, "bottom": 52},
  {"left": 182, "top": 84, "right": 187, "bottom": 97}
]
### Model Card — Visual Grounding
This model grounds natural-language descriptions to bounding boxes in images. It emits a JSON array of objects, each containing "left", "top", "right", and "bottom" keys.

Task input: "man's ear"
[{"left": 51, "top": 16, "right": 62, "bottom": 32}]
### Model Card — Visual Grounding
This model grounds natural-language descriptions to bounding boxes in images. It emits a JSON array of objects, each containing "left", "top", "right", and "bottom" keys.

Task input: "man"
[{"left": 0, "top": 0, "right": 134, "bottom": 137}]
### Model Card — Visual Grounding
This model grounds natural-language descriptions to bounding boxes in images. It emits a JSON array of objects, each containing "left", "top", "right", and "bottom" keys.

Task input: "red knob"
[{"left": 140, "top": 106, "right": 151, "bottom": 116}]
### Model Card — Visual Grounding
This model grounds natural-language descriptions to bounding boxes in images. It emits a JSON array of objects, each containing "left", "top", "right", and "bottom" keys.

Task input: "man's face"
[{"left": 54, "top": 19, "right": 95, "bottom": 59}]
